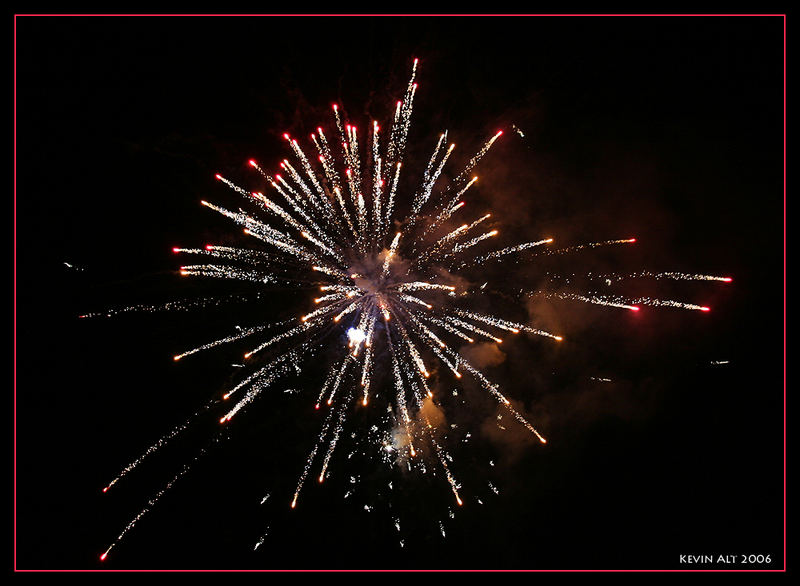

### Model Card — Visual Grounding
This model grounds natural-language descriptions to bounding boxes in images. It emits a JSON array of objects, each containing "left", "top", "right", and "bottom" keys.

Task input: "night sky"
[{"left": 15, "top": 15, "right": 784, "bottom": 570}]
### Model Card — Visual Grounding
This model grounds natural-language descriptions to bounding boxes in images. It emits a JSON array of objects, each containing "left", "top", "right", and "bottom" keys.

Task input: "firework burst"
[{"left": 94, "top": 58, "right": 731, "bottom": 561}]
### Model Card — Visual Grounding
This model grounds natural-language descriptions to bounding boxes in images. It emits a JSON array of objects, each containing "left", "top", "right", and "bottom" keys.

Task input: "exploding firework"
[{"left": 94, "top": 58, "right": 730, "bottom": 561}]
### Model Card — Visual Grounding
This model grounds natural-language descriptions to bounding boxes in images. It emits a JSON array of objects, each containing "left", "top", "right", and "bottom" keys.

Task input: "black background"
[{"left": 15, "top": 15, "right": 784, "bottom": 570}]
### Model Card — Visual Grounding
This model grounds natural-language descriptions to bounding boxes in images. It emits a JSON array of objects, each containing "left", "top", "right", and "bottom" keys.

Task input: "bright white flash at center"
[{"left": 347, "top": 327, "right": 366, "bottom": 345}]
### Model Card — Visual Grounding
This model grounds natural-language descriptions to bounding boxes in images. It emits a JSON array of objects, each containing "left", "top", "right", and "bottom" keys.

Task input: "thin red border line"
[
  {"left": 9, "top": 567, "right": 791, "bottom": 573},
  {"left": 12, "top": 13, "right": 787, "bottom": 572},
  {"left": 13, "top": 11, "right": 18, "bottom": 576},
  {"left": 782, "top": 11, "right": 787, "bottom": 575},
  {"left": 11, "top": 13, "right": 789, "bottom": 16}
]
